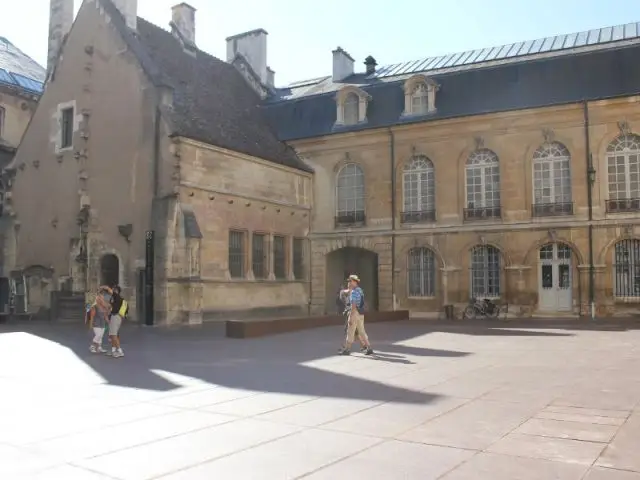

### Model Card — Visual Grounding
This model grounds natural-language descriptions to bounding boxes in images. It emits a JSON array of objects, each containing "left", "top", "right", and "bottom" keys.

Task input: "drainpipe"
[
  {"left": 388, "top": 128, "right": 396, "bottom": 311},
  {"left": 583, "top": 101, "right": 595, "bottom": 320}
]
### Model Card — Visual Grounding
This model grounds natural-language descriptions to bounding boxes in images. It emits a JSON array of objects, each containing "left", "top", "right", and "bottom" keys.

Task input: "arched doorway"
[
  {"left": 538, "top": 243, "right": 572, "bottom": 312},
  {"left": 325, "top": 247, "right": 379, "bottom": 314},
  {"left": 100, "top": 254, "right": 120, "bottom": 287}
]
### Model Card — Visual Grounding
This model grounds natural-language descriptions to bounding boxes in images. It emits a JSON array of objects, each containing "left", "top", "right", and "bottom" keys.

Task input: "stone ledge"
[{"left": 226, "top": 310, "right": 409, "bottom": 339}]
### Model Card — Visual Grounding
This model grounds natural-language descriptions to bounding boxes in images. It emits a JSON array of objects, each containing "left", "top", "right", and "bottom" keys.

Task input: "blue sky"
[{"left": 2, "top": 0, "right": 640, "bottom": 86}]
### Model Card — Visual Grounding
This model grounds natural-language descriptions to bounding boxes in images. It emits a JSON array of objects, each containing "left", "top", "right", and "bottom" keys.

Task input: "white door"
[{"left": 538, "top": 243, "right": 572, "bottom": 312}]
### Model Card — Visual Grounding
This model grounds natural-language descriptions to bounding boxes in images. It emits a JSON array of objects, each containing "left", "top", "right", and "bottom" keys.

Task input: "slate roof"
[
  {"left": 0, "top": 36, "right": 45, "bottom": 95},
  {"left": 98, "top": 0, "right": 310, "bottom": 173},
  {"left": 263, "top": 39, "right": 640, "bottom": 141}
]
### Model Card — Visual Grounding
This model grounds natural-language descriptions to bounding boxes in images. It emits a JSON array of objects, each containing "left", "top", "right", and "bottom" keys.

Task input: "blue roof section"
[
  {"left": 0, "top": 36, "right": 45, "bottom": 95},
  {"left": 262, "top": 43, "right": 640, "bottom": 141},
  {"left": 271, "top": 21, "right": 640, "bottom": 102}
]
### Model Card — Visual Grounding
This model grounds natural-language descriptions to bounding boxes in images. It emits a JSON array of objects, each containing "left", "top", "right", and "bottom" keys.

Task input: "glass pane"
[
  {"left": 542, "top": 264, "right": 553, "bottom": 289},
  {"left": 558, "top": 264, "right": 570, "bottom": 289}
]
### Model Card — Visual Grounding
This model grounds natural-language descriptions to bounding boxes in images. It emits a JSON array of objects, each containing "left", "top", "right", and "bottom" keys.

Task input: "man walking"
[{"left": 339, "top": 275, "right": 373, "bottom": 356}]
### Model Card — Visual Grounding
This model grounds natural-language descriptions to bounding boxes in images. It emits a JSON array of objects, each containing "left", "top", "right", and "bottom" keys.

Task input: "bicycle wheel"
[
  {"left": 462, "top": 305, "right": 476, "bottom": 320},
  {"left": 487, "top": 305, "right": 501, "bottom": 319}
]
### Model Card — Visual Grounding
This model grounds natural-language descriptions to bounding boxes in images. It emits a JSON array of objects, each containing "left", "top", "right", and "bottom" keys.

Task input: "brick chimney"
[
  {"left": 171, "top": 3, "right": 196, "bottom": 45},
  {"left": 332, "top": 47, "right": 354, "bottom": 82},
  {"left": 47, "top": 0, "right": 74, "bottom": 77},
  {"left": 111, "top": 0, "right": 137, "bottom": 30},
  {"left": 226, "top": 29, "right": 268, "bottom": 84}
]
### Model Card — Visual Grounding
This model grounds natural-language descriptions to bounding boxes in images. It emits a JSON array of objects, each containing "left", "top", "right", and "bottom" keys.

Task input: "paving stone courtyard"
[{"left": 1, "top": 319, "right": 640, "bottom": 479}]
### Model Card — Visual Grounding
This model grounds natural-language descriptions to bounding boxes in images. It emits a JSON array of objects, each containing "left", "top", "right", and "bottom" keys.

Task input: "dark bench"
[{"left": 225, "top": 310, "right": 409, "bottom": 339}]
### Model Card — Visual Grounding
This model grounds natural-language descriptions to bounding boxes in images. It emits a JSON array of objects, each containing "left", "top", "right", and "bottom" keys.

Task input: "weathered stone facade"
[{"left": 293, "top": 98, "right": 640, "bottom": 317}]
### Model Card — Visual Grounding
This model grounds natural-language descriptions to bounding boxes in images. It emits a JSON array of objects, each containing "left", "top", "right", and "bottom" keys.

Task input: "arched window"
[
  {"left": 470, "top": 245, "right": 501, "bottom": 297},
  {"left": 343, "top": 93, "right": 359, "bottom": 125},
  {"left": 335, "top": 163, "right": 365, "bottom": 226},
  {"left": 408, "top": 247, "right": 436, "bottom": 297},
  {"left": 411, "top": 83, "right": 428, "bottom": 115},
  {"left": 465, "top": 149, "right": 501, "bottom": 220},
  {"left": 532, "top": 142, "right": 573, "bottom": 216},
  {"left": 402, "top": 156, "right": 435, "bottom": 222},
  {"left": 614, "top": 239, "right": 640, "bottom": 297},
  {"left": 607, "top": 134, "right": 640, "bottom": 213}
]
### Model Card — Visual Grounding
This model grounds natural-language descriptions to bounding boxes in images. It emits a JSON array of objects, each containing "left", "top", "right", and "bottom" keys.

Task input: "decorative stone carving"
[
  {"left": 622, "top": 224, "right": 633, "bottom": 236},
  {"left": 473, "top": 136, "right": 484, "bottom": 150},
  {"left": 618, "top": 120, "right": 631, "bottom": 136},
  {"left": 542, "top": 128, "right": 555, "bottom": 143},
  {"left": 547, "top": 229, "right": 557, "bottom": 241}
]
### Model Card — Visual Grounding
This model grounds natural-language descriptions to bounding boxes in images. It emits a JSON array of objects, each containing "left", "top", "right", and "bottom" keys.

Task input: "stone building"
[
  {"left": 8, "top": 0, "right": 312, "bottom": 322},
  {"left": 264, "top": 25, "right": 640, "bottom": 317},
  {"left": 9, "top": 0, "right": 640, "bottom": 322},
  {"left": 0, "top": 35, "right": 45, "bottom": 313}
]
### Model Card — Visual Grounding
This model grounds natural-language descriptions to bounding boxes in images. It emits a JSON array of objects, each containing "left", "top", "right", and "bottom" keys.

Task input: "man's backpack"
[{"left": 356, "top": 288, "right": 366, "bottom": 314}]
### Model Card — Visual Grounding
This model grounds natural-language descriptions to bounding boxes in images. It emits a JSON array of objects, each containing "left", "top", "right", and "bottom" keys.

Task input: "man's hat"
[{"left": 348, "top": 274, "right": 360, "bottom": 283}]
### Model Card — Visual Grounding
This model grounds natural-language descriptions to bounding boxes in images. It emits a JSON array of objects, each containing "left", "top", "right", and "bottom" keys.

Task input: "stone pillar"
[
  {"left": 577, "top": 264, "right": 608, "bottom": 316},
  {"left": 310, "top": 247, "right": 325, "bottom": 315},
  {"left": 505, "top": 265, "right": 533, "bottom": 317},
  {"left": 47, "top": 0, "right": 74, "bottom": 77},
  {"left": 187, "top": 281, "right": 203, "bottom": 325},
  {"left": 376, "top": 243, "right": 392, "bottom": 311}
]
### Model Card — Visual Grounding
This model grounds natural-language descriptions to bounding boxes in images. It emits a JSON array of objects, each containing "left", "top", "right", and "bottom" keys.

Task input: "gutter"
[
  {"left": 388, "top": 128, "right": 396, "bottom": 310},
  {"left": 583, "top": 100, "right": 595, "bottom": 320}
]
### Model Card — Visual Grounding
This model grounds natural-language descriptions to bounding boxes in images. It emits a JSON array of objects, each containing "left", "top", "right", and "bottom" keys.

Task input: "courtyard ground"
[{"left": 0, "top": 319, "right": 640, "bottom": 479}]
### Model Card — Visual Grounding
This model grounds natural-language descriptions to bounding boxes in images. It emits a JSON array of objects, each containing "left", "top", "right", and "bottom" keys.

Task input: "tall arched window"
[
  {"left": 335, "top": 163, "right": 365, "bottom": 226},
  {"left": 614, "top": 239, "right": 640, "bottom": 297},
  {"left": 411, "top": 83, "right": 428, "bottom": 115},
  {"left": 465, "top": 149, "right": 501, "bottom": 220},
  {"left": 408, "top": 247, "right": 436, "bottom": 297},
  {"left": 470, "top": 245, "right": 501, "bottom": 297},
  {"left": 343, "top": 93, "right": 359, "bottom": 125},
  {"left": 607, "top": 134, "right": 640, "bottom": 213},
  {"left": 402, "top": 156, "right": 435, "bottom": 223},
  {"left": 532, "top": 142, "right": 573, "bottom": 216}
]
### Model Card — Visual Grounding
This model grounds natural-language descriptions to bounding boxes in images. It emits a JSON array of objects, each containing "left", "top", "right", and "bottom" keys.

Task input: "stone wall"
[
  {"left": 295, "top": 97, "right": 640, "bottom": 317},
  {"left": 156, "top": 138, "right": 313, "bottom": 325}
]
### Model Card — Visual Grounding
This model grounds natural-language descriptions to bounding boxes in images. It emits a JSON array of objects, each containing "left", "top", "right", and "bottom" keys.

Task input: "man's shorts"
[{"left": 109, "top": 314, "right": 123, "bottom": 336}]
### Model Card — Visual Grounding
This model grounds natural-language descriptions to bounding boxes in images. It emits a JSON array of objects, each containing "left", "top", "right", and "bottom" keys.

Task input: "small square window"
[{"left": 61, "top": 107, "right": 74, "bottom": 149}]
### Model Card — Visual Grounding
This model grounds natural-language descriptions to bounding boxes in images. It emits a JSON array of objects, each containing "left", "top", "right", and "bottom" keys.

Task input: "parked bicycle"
[{"left": 461, "top": 297, "right": 504, "bottom": 320}]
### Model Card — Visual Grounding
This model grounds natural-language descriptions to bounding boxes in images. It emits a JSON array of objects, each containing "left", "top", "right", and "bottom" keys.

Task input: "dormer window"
[
  {"left": 344, "top": 93, "right": 359, "bottom": 125},
  {"left": 411, "top": 84, "right": 428, "bottom": 115},
  {"left": 335, "top": 86, "right": 370, "bottom": 126},
  {"left": 403, "top": 74, "right": 439, "bottom": 117}
]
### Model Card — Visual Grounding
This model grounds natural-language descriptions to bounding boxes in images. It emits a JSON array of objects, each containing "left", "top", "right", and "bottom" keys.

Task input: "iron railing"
[
  {"left": 532, "top": 202, "right": 573, "bottom": 217},
  {"left": 606, "top": 198, "right": 640, "bottom": 213},
  {"left": 400, "top": 209, "right": 436, "bottom": 224},
  {"left": 335, "top": 211, "right": 366, "bottom": 227},
  {"left": 463, "top": 206, "right": 501, "bottom": 221}
]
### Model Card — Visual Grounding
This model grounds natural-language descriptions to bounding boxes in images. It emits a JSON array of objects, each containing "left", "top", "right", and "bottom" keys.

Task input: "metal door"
[{"left": 538, "top": 243, "right": 572, "bottom": 312}]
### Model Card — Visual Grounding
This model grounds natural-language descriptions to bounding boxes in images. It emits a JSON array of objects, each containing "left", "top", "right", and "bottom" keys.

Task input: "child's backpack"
[
  {"left": 84, "top": 304, "right": 94, "bottom": 325},
  {"left": 118, "top": 299, "right": 129, "bottom": 319}
]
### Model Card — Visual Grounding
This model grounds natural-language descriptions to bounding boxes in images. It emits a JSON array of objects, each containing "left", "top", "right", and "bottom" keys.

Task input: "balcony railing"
[
  {"left": 532, "top": 202, "right": 573, "bottom": 217},
  {"left": 335, "top": 211, "right": 366, "bottom": 227},
  {"left": 463, "top": 205, "right": 501, "bottom": 221},
  {"left": 400, "top": 209, "right": 436, "bottom": 224},
  {"left": 606, "top": 198, "right": 640, "bottom": 213}
]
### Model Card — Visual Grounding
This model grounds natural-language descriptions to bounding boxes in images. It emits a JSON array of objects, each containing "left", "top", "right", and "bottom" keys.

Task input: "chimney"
[
  {"left": 226, "top": 29, "right": 268, "bottom": 84},
  {"left": 364, "top": 55, "right": 377, "bottom": 75},
  {"left": 266, "top": 67, "right": 275, "bottom": 88},
  {"left": 112, "top": 0, "right": 137, "bottom": 30},
  {"left": 47, "top": 0, "right": 74, "bottom": 77},
  {"left": 332, "top": 47, "right": 354, "bottom": 82},
  {"left": 171, "top": 3, "right": 196, "bottom": 45}
]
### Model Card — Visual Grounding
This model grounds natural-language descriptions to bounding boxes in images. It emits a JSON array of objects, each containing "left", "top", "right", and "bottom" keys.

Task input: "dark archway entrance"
[
  {"left": 325, "top": 247, "right": 379, "bottom": 314},
  {"left": 100, "top": 254, "right": 119, "bottom": 287}
]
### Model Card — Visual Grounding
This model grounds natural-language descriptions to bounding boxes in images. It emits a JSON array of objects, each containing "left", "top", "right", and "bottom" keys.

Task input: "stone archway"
[
  {"left": 100, "top": 254, "right": 120, "bottom": 287},
  {"left": 325, "top": 247, "right": 379, "bottom": 314}
]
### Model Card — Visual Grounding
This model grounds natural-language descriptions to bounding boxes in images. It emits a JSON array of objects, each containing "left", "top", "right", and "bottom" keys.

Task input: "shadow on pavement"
[{"left": 0, "top": 319, "right": 579, "bottom": 404}]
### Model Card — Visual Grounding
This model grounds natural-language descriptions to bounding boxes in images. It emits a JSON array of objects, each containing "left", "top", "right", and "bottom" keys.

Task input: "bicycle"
[{"left": 461, "top": 297, "right": 503, "bottom": 320}]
